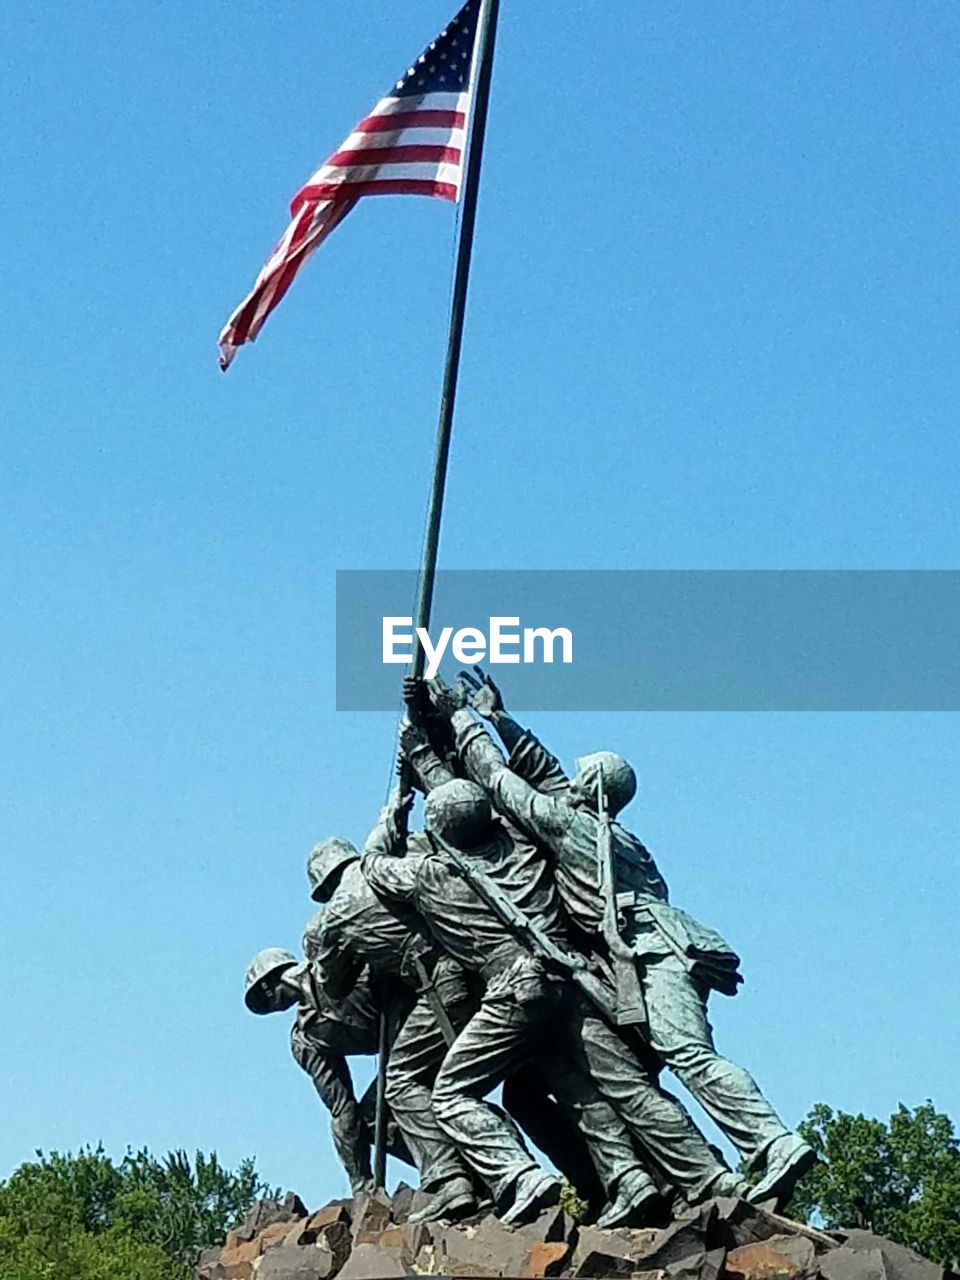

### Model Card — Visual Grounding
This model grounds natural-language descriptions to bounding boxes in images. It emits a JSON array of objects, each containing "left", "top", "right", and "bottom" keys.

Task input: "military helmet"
[
  {"left": 574, "top": 751, "right": 637, "bottom": 817},
  {"left": 307, "top": 837, "right": 359, "bottom": 903},
  {"left": 302, "top": 910, "right": 325, "bottom": 962},
  {"left": 424, "top": 779, "right": 494, "bottom": 848},
  {"left": 244, "top": 947, "right": 298, "bottom": 1014}
]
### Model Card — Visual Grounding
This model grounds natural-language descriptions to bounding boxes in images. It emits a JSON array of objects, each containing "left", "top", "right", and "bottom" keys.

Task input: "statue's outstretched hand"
[
  {"left": 402, "top": 675, "right": 426, "bottom": 718},
  {"left": 459, "top": 666, "right": 503, "bottom": 719},
  {"left": 426, "top": 674, "right": 467, "bottom": 718}
]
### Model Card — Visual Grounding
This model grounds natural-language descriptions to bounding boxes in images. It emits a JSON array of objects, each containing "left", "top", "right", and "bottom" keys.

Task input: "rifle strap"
[{"left": 412, "top": 956, "right": 458, "bottom": 1047}]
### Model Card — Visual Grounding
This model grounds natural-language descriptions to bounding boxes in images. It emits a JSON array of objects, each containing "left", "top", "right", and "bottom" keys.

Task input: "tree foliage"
[
  {"left": 0, "top": 1146, "right": 277, "bottom": 1280},
  {"left": 789, "top": 1101, "right": 960, "bottom": 1269}
]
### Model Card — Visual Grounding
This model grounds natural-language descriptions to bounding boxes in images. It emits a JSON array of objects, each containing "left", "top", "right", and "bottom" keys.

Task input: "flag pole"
[
  {"left": 411, "top": 0, "right": 502, "bottom": 672},
  {"left": 372, "top": 0, "right": 503, "bottom": 1190}
]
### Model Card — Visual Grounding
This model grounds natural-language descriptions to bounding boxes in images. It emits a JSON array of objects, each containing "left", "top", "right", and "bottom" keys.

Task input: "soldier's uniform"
[
  {"left": 362, "top": 787, "right": 665, "bottom": 1224},
  {"left": 244, "top": 949, "right": 408, "bottom": 1192},
  {"left": 311, "top": 851, "right": 477, "bottom": 1205},
  {"left": 291, "top": 966, "right": 412, "bottom": 1190},
  {"left": 453, "top": 712, "right": 799, "bottom": 1190}
]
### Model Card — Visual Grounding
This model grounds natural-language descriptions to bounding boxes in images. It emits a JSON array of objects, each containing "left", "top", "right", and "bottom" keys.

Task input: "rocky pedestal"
[{"left": 196, "top": 1190, "right": 953, "bottom": 1280}]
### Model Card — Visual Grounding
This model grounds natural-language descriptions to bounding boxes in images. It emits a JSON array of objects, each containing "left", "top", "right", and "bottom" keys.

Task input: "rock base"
[{"left": 196, "top": 1189, "right": 951, "bottom": 1280}]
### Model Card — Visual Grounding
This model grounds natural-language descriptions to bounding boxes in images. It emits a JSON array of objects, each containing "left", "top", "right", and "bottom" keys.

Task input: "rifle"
[
  {"left": 596, "top": 767, "right": 647, "bottom": 1027},
  {"left": 428, "top": 831, "right": 619, "bottom": 1026}
]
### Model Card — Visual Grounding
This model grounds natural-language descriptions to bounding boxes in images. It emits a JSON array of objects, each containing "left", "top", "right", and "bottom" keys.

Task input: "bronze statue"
[
  {"left": 243, "top": 944, "right": 409, "bottom": 1192},
  {"left": 443, "top": 670, "right": 815, "bottom": 1209},
  {"left": 361, "top": 770, "right": 722, "bottom": 1227},
  {"left": 242, "top": 670, "right": 815, "bottom": 1222},
  {"left": 306, "top": 838, "right": 481, "bottom": 1223}
]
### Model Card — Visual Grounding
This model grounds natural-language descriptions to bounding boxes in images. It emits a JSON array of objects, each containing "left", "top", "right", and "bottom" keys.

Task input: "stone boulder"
[{"left": 195, "top": 1188, "right": 953, "bottom": 1280}]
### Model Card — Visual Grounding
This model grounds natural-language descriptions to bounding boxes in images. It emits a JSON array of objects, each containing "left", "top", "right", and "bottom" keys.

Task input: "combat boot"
[
  {"left": 596, "top": 1168, "right": 661, "bottom": 1228},
  {"left": 408, "top": 1175, "right": 477, "bottom": 1223},
  {"left": 705, "top": 1169, "right": 750, "bottom": 1199},
  {"left": 501, "top": 1169, "right": 561, "bottom": 1225},
  {"left": 747, "top": 1134, "right": 816, "bottom": 1209}
]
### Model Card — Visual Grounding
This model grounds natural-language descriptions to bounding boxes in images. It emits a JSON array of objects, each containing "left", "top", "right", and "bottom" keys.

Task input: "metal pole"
[
  {"left": 412, "top": 0, "right": 503, "bottom": 672},
  {"left": 373, "top": 1000, "right": 390, "bottom": 1188},
  {"left": 372, "top": 0, "right": 503, "bottom": 1189}
]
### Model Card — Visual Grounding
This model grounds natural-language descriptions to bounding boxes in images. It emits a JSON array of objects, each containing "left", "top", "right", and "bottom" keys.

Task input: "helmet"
[
  {"left": 244, "top": 947, "right": 297, "bottom": 1014},
  {"left": 307, "top": 837, "right": 359, "bottom": 903},
  {"left": 302, "top": 910, "right": 324, "bottom": 962},
  {"left": 424, "top": 779, "right": 494, "bottom": 848},
  {"left": 574, "top": 752, "right": 637, "bottom": 817}
]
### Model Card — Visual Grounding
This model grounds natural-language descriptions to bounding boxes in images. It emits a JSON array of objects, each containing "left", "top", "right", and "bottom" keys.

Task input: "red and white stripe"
[{"left": 218, "top": 90, "right": 470, "bottom": 370}]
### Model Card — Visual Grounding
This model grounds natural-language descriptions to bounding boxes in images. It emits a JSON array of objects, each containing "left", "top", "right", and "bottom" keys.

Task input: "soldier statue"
[
  {"left": 419, "top": 670, "right": 815, "bottom": 1211},
  {"left": 305, "top": 836, "right": 483, "bottom": 1223},
  {"left": 362, "top": 767, "right": 736, "bottom": 1226},
  {"left": 243, "top": 938, "right": 410, "bottom": 1193},
  {"left": 241, "top": 668, "right": 818, "bottom": 1223}
]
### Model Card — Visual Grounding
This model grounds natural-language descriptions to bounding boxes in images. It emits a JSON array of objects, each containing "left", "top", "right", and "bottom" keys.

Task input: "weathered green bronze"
[
  {"left": 243, "top": 945, "right": 410, "bottom": 1193},
  {"left": 246, "top": 668, "right": 814, "bottom": 1224}
]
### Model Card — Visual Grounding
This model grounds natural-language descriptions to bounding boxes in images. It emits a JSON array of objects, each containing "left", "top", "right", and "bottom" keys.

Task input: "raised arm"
[
  {"left": 359, "top": 789, "right": 422, "bottom": 906},
  {"left": 457, "top": 669, "right": 525, "bottom": 755},
  {"left": 444, "top": 703, "right": 571, "bottom": 853},
  {"left": 398, "top": 718, "right": 456, "bottom": 795},
  {"left": 290, "top": 1030, "right": 373, "bottom": 1193},
  {"left": 460, "top": 668, "right": 570, "bottom": 797}
]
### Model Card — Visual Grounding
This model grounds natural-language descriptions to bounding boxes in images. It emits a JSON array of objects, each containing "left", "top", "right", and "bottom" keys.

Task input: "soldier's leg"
[
  {"left": 574, "top": 1001, "right": 737, "bottom": 1202},
  {"left": 643, "top": 955, "right": 789, "bottom": 1169},
  {"left": 538, "top": 1021, "right": 664, "bottom": 1227},
  {"left": 431, "top": 964, "right": 556, "bottom": 1209},
  {"left": 504, "top": 1058, "right": 662, "bottom": 1226},
  {"left": 543, "top": 1001, "right": 654, "bottom": 1193},
  {"left": 502, "top": 1066, "right": 605, "bottom": 1211},
  {"left": 385, "top": 983, "right": 475, "bottom": 1192}
]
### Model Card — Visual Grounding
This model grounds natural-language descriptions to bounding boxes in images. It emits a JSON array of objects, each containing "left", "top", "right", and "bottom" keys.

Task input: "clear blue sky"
[{"left": 1, "top": 0, "right": 957, "bottom": 1208}]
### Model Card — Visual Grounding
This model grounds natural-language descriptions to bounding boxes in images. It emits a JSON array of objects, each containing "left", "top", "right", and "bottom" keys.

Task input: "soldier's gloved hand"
[
  {"left": 459, "top": 666, "right": 504, "bottom": 719},
  {"left": 426, "top": 675, "right": 467, "bottom": 718},
  {"left": 402, "top": 675, "right": 427, "bottom": 718},
  {"left": 383, "top": 786, "right": 415, "bottom": 848}
]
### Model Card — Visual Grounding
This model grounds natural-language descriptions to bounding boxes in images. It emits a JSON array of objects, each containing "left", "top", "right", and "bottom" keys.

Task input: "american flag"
[{"left": 218, "top": 0, "right": 481, "bottom": 370}]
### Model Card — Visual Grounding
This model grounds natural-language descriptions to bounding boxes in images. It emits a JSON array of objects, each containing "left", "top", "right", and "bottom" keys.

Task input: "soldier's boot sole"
[
  {"left": 501, "top": 1171, "right": 561, "bottom": 1226},
  {"left": 746, "top": 1137, "right": 817, "bottom": 1211}
]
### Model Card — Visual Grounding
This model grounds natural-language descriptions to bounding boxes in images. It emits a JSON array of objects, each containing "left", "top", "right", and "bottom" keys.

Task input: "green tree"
[
  {"left": 789, "top": 1101, "right": 960, "bottom": 1269},
  {"left": 114, "top": 1149, "right": 274, "bottom": 1267},
  {"left": 0, "top": 1146, "right": 277, "bottom": 1280}
]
